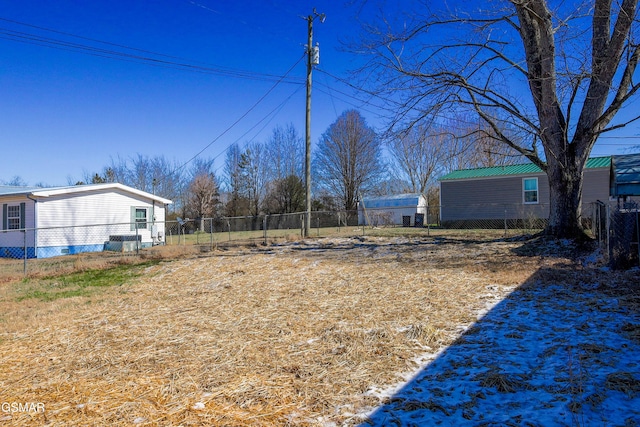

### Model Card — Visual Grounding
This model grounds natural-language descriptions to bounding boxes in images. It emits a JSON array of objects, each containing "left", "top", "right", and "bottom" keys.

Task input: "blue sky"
[
  {"left": 1, "top": 0, "right": 374, "bottom": 186},
  {"left": 1, "top": 1, "right": 639, "bottom": 186}
]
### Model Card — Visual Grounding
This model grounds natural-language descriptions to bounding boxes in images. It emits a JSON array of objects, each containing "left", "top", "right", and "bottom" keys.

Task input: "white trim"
[
  {"left": 30, "top": 183, "right": 172, "bottom": 205},
  {"left": 6, "top": 204, "right": 21, "bottom": 230},
  {"left": 522, "top": 177, "right": 539, "bottom": 204},
  {"left": 134, "top": 206, "right": 149, "bottom": 229}
]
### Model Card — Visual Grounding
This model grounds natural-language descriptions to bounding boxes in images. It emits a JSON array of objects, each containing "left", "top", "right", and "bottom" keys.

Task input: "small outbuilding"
[
  {"left": 0, "top": 183, "right": 172, "bottom": 258},
  {"left": 438, "top": 157, "right": 611, "bottom": 227},
  {"left": 358, "top": 193, "right": 427, "bottom": 227}
]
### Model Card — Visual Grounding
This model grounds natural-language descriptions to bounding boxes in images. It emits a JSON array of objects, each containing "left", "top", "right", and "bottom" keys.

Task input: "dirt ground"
[{"left": 0, "top": 234, "right": 632, "bottom": 426}]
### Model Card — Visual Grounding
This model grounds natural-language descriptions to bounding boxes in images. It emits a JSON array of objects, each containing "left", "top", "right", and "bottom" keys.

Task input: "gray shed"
[{"left": 610, "top": 153, "right": 640, "bottom": 197}]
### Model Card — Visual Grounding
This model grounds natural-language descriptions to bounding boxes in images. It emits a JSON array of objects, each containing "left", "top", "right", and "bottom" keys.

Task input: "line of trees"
[{"left": 69, "top": 112, "right": 517, "bottom": 222}]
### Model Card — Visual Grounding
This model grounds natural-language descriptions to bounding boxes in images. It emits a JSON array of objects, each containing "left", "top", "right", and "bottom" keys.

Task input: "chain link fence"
[
  {"left": 0, "top": 221, "right": 165, "bottom": 277},
  {"left": 591, "top": 200, "right": 640, "bottom": 269},
  {"left": 163, "top": 211, "right": 359, "bottom": 248},
  {"left": 0, "top": 203, "right": 561, "bottom": 277}
]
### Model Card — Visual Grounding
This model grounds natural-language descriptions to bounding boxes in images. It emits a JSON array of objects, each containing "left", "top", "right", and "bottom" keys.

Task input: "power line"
[
  {"left": 0, "top": 17, "right": 303, "bottom": 84},
  {"left": 316, "top": 68, "right": 402, "bottom": 112},
  {"left": 173, "top": 54, "right": 305, "bottom": 176},
  {"left": 185, "top": 0, "right": 299, "bottom": 48},
  {"left": 598, "top": 136, "right": 640, "bottom": 139},
  {"left": 210, "top": 83, "right": 306, "bottom": 177}
]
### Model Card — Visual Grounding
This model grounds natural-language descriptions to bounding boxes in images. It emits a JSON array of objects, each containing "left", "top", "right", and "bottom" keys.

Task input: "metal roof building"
[
  {"left": 439, "top": 156, "right": 611, "bottom": 181},
  {"left": 437, "top": 157, "right": 612, "bottom": 227},
  {"left": 358, "top": 193, "right": 427, "bottom": 227}
]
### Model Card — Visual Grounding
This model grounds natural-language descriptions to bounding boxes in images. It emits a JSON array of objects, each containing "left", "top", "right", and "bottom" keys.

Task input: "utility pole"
[{"left": 304, "top": 8, "right": 325, "bottom": 238}]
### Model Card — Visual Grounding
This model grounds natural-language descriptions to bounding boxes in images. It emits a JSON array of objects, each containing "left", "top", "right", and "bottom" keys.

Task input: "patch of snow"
[{"left": 356, "top": 281, "right": 640, "bottom": 426}]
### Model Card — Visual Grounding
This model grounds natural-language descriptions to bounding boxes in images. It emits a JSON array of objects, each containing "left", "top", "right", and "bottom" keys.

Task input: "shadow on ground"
[{"left": 360, "top": 265, "right": 640, "bottom": 426}]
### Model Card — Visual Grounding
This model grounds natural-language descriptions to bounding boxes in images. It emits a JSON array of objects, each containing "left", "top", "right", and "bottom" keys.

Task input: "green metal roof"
[{"left": 439, "top": 156, "right": 611, "bottom": 181}]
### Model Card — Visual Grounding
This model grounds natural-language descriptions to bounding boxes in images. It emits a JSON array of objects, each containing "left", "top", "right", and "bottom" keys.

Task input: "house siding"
[
  {"left": 36, "top": 188, "right": 155, "bottom": 227},
  {"left": 34, "top": 189, "right": 164, "bottom": 256},
  {"left": 582, "top": 168, "right": 610, "bottom": 204},
  {"left": 440, "top": 168, "right": 609, "bottom": 223},
  {"left": 0, "top": 185, "right": 169, "bottom": 259}
]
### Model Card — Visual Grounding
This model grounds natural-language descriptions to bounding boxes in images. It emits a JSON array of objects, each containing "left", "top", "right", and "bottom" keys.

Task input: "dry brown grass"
[{"left": 0, "top": 235, "right": 552, "bottom": 426}]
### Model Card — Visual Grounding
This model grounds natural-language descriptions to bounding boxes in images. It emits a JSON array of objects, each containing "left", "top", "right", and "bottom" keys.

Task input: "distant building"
[
  {"left": 438, "top": 157, "right": 611, "bottom": 227},
  {"left": 358, "top": 193, "right": 427, "bottom": 227}
]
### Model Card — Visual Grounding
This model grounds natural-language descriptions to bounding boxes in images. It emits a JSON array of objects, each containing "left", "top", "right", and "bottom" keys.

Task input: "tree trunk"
[{"left": 545, "top": 157, "right": 586, "bottom": 238}]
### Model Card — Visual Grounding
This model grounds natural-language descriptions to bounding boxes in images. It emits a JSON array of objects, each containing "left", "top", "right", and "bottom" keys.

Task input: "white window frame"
[
  {"left": 135, "top": 207, "right": 148, "bottom": 229},
  {"left": 7, "top": 205, "right": 21, "bottom": 230},
  {"left": 523, "top": 177, "right": 539, "bottom": 204}
]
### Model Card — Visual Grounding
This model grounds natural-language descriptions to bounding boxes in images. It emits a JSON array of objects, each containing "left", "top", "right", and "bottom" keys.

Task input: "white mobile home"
[
  {"left": 358, "top": 193, "right": 427, "bottom": 227},
  {"left": 0, "top": 183, "right": 172, "bottom": 258}
]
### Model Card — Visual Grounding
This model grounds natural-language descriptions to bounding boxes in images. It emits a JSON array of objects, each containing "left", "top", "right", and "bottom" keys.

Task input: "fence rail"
[{"left": 0, "top": 203, "right": 585, "bottom": 276}]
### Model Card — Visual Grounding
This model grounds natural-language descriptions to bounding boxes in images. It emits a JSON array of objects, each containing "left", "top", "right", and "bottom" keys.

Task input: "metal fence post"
[
  {"left": 135, "top": 223, "right": 140, "bottom": 255},
  {"left": 263, "top": 215, "right": 268, "bottom": 245},
  {"left": 23, "top": 229, "right": 27, "bottom": 275},
  {"left": 606, "top": 203, "right": 611, "bottom": 264},
  {"left": 636, "top": 210, "right": 640, "bottom": 267},
  {"left": 210, "top": 218, "right": 214, "bottom": 251},
  {"left": 504, "top": 206, "right": 508, "bottom": 237}
]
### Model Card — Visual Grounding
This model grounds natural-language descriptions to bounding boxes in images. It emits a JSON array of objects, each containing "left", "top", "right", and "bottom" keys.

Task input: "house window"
[
  {"left": 523, "top": 178, "right": 539, "bottom": 204},
  {"left": 7, "top": 205, "right": 21, "bottom": 229},
  {"left": 135, "top": 208, "right": 148, "bottom": 229}
]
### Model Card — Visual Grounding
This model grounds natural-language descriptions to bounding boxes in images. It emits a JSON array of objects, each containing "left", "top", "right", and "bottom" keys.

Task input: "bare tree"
[
  {"left": 313, "top": 110, "right": 385, "bottom": 211},
  {"left": 439, "top": 115, "right": 525, "bottom": 172},
  {"left": 262, "top": 124, "right": 305, "bottom": 214},
  {"left": 223, "top": 143, "right": 249, "bottom": 216},
  {"left": 238, "top": 142, "right": 268, "bottom": 217},
  {"left": 266, "top": 123, "right": 304, "bottom": 181},
  {"left": 185, "top": 173, "right": 220, "bottom": 231},
  {"left": 3, "top": 176, "right": 27, "bottom": 186},
  {"left": 356, "top": 0, "right": 640, "bottom": 237},
  {"left": 106, "top": 155, "right": 182, "bottom": 201},
  {"left": 387, "top": 116, "right": 522, "bottom": 196},
  {"left": 387, "top": 122, "right": 453, "bottom": 195}
]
